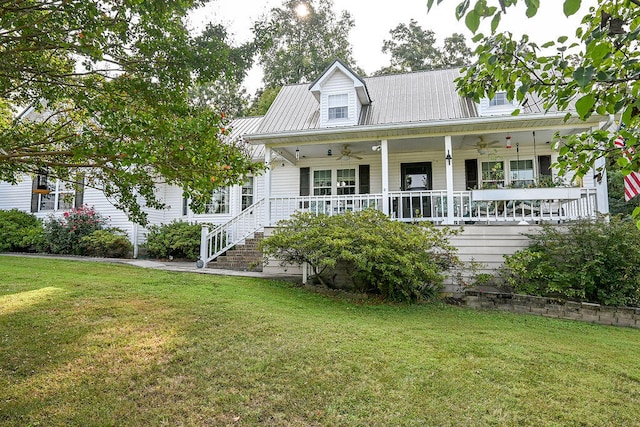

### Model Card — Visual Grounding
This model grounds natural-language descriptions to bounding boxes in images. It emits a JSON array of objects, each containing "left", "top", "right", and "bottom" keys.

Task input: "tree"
[
  {"left": 248, "top": 87, "right": 282, "bottom": 116},
  {"left": 377, "top": 20, "right": 472, "bottom": 74},
  {"left": 428, "top": 0, "right": 640, "bottom": 222},
  {"left": 254, "top": 0, "right": 357, "bottom": 88},
  {"left": 0, "top": 1, "right": 264, "bottom": 224}
]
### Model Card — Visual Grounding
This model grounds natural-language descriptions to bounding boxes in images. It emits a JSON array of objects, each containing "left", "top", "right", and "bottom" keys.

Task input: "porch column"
[
  {"left": 593, "top": 126, "right": 610, "bottom": 214},
  {"left": 444, "top": 135, "right": 455, "bottom": 224},
  {"left": 381, "top": 139, "right": 389, "bottom": 215},
  {"left": 264, "top": 146, "right": 272, "bottom": 226}
]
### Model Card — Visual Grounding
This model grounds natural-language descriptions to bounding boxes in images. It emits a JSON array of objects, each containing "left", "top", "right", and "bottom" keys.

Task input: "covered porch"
[{"left": 260, "top": 113, "right": 608, "bottom": 226}]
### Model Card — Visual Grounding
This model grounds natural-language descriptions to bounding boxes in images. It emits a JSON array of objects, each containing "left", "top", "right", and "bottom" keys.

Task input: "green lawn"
[{"left": 1, "top": 257, "right": 639, "bottom": 426}]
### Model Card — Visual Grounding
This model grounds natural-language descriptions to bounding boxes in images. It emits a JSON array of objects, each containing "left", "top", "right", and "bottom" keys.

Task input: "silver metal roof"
[
  {"left": 256, "top": 68, "right": 478, "bottom": 134},
  {"left": 228, "top": 116, "right": 265, "bottom": 159}
]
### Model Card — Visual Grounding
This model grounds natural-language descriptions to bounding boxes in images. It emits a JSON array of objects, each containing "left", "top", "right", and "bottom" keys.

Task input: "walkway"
[{"left": 0, "top": 253, "right": 299, "bottom": 281}]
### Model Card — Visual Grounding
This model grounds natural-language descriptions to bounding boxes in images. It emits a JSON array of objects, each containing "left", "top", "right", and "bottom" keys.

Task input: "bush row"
[
  {"left": 0, "top": 208, "right": 131, "bottom": 258},
  {"left": 500, "top": 216, "right": 640, "bottom": 307},
  {"left": 0, "top": 209, "right": 203, "bottom": 261}
]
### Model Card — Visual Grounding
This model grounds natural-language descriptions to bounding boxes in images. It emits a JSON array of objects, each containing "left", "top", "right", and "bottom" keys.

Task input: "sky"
[{"left": 188, "top": 0, "right": 598, "bottom": 94}]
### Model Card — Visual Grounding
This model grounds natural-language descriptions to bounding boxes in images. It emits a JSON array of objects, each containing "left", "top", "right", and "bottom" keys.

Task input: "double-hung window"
[
  {"left": 336, "top": 169, "right": 356, "bottom": 195},
  {"left": 489, "top": 92, "right": 508, "bottom": 107},
  {"left": 481, "top": 161, "right": 505, "bottom": 188},
  {"left": 313, "top": 170, "right": 332, "bottom": 195},
  {"left": 206, "top": 187, "right": 230, "bottom": 214},
  {"left": 31, "top": 174, "right": 77, "bottom": 212},
  {"left": 328, "top": 94, "right": 348, "bottom": 120},
  {"left": 241, "top": 177, "right": 254, "bottom": 210},
  {"left": 509, "top": 160, "right": 535, "bottom": 187}
]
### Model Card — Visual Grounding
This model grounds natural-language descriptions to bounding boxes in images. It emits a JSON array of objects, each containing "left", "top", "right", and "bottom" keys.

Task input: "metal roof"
[
  {"left": 256, "top": 68, "right": 478, "bottom": 134},
  {"left": 227, "top": 116, "right": 265, "bottom": 159}
]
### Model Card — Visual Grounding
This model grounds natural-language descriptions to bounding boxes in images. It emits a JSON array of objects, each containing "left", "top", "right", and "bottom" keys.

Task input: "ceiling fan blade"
[{"left": 352, "top": 155, "right": 363, "bottom": 160}]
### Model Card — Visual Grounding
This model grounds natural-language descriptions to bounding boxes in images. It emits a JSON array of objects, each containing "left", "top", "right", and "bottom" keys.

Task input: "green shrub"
[
  {"left": 0, "top": 209, "right": 44, "bottom": 252},
  {"left": 260, "top": 209, "right": 460, "bottom": 303},
  {"left": 80, "top": 229, "right": 133, "bottom": 258},
  {"left": 40, "top": 206, "right": 106, "bottom": 255},
  {"left": 501, "top": 216, "right": 640, "bottom": 306},
  {"left": 145, "top": 220, "right": 201, "bottom": 261}
]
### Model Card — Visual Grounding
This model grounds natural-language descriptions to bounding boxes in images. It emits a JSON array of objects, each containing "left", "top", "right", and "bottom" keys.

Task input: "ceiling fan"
[
  {"left": 474, "top": 136, "right": 499, "bottom": 155},
  {"left": 336, "top": 145, "right": 363, "bottom": 161}
]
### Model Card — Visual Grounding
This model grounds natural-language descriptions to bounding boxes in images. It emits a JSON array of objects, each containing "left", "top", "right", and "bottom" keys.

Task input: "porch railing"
[
  {"left": 269, "top": 188, "right": 599, "bottom": 225},
  {"left": 270, "top": 194, "right": 384, "bottom": 224}
]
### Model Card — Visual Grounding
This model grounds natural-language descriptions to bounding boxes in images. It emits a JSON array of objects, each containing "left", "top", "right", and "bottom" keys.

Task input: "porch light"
[
  {"left": 506, "top": 135, "right": 512, "bottom": 149},
  {"left": 445, "top": 150, "right": 452, "bottom": 165},
  {"left": 372, "top": 145, "right": 381, "bottom": 151}
]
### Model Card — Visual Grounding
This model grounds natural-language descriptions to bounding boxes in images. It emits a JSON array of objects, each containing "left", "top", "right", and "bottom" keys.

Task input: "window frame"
[
  {"left": 241, "top": 177, "right": 254, "bottom": 211},
  {"left": 328, "top": 93, "right": 349, "bottom": 121},
  {"left": 489, "top": 92, "right": 509, "bottom": 107},
  {"left": 34, "top": 175, "right": 75, "bottom": 212},
  {"left": 205, "top": 186, "right": 230, "bottom": 214},
  {"left": 480, "top": 161, "right": 505, "bottom": 188}
]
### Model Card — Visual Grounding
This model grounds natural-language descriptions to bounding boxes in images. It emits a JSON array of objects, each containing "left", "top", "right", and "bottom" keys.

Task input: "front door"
[{"left": 400, "top": 162, "right": 433, "bottom": 218}]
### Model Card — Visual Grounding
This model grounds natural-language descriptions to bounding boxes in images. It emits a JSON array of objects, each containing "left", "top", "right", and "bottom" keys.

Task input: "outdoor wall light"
[
  {"left": 372, "top": 145, "right": 381, "bottom": 151},
  {"left": 445, "top": 150, "right": 452, "bottom": 165}
]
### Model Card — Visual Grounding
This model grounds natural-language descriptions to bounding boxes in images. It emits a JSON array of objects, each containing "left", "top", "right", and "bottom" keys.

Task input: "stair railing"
[{"left": 199, "top": 198, "right": 265, "bottom": 267}]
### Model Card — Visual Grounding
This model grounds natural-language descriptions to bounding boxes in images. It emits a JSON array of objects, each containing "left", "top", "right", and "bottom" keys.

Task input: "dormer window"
[
  {"left": 489, "top": 92, "right": 508, "bottom": 106},
  {"left": 328, "top": 94, "right": 348, "bottom": 120}
]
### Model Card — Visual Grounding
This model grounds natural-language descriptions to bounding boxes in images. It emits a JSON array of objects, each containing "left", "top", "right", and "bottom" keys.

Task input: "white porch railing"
[
  {"left": 270, "top": 194, "right": 384, "bottom": 223},
  {"left": 199, "top": 188, "right": 599, "bottom": 267},
  {"left": 199, "top": 199, "right": 265, "bottom": 267},
  {"left": 270, "top": 188, "right": 599, "bottom": 225}
]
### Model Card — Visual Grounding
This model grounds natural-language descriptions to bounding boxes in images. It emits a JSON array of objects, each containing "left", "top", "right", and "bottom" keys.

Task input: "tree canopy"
[
  {"left": 428, "top": 0, "right": 640, "bottom": 220},
  {"left": 377, "top": 20, "right": 472, "bottom": 74},
  {"left": 0, "top": 1, "right": 263, "bottom": 223},
  {"left": 254, "top": 0, "right": 357, "bottom": 88}
]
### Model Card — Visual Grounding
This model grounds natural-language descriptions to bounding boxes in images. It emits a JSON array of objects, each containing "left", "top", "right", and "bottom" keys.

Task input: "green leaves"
[
  {"left": 563, "top": 0, "right": 581, "bottom": 17},
  {"left": 573, "top": 66, "right": 595, "bottom": 87},
  {"left": 575, "top": 94, "right": 595, "bottom": 119}
]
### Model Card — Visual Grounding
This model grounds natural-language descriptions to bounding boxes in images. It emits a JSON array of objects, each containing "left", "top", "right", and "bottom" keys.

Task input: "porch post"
[
  {"left": 264, "top": 146, "right": 272, "bottom": 226},
  {"left": 593, "top": 126, "right": 610, "bottom": 214},
  {"left": 444, "top": 135, "right": 455, "bottom": 224},
  {"left": 381, "top": 139, "right": 389, "bottom": 215}
]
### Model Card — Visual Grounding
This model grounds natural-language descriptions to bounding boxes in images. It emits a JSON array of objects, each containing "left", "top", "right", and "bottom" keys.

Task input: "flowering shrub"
[{"left": 40, "top": 206, "right": 107, "bottom": 255}]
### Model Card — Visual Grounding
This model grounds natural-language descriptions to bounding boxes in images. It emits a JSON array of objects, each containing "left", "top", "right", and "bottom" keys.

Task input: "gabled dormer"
[
  {"left": 478, "top": 90, "right": 520, "bottom": 116},
  {"left": 308, "top": 59, "right": 371, "bottom": 128}
]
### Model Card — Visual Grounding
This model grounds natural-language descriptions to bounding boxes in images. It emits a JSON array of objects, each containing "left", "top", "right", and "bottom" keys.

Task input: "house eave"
[{"left": 245, "top": 112, "right": 607, "bottom": 147}]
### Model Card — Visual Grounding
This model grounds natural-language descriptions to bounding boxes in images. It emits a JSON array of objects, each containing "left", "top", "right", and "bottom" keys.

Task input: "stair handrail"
[{"left": 199, "top": 198, "right": 265, "bottom": 267}]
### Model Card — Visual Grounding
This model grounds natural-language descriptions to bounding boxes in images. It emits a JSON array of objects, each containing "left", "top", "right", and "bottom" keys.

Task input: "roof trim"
[
  {"left": 245, "top": 111, "right": 607, "bottom": 145},
  {"left": 308, "top": 59, "right": 372, "bottom": 105}
]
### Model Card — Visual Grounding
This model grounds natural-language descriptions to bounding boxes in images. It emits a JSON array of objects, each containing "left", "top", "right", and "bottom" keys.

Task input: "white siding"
[
  {"left": 0, "top": 178, "right": 32, "bottom": 212},
  {"left": 319, "top": 70, "right": 358, "bottom": 128}
]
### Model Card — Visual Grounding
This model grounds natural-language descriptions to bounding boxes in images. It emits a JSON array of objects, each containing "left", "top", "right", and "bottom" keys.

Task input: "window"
[
  {"left": 489, "top": 92, "right": 509, "bottom": 106},
  {"left": 32, "top": 174, "right": 75, "bottom": 212},
  {"left": 313, "top": 170, "right": 332, "bottom": 195},
  {"left": 328, "top": 94, "right": 348, "bottom": 120},
  {"left": 509, "top": 160, "right": 535, "bottom": 187},
  {"left": 206, "top": 187, "right": 229, "bottom": 214},
  {"left": 241, "top": 177, "right": 254, "bottom": 210},
  {"left": 481, "top": 161, "right": 505, "bottom": 188},
  {"left": 336, "top": 169, "right": 356, "bottom": 195}
]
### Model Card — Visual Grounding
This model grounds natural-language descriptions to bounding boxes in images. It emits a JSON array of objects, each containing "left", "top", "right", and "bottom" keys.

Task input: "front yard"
[{"left": 1, "top": 256, "right": 639, "bottom": 426}]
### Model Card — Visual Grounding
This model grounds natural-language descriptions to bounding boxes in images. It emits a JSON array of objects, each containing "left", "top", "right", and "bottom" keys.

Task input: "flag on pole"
[{"left": 614, "top": 133, "right": 640, "bottom": 201}]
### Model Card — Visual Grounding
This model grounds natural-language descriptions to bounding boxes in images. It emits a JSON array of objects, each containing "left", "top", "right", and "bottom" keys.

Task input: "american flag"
[{"left": 614, "top": 134, "right": 640, "bottom": 201}]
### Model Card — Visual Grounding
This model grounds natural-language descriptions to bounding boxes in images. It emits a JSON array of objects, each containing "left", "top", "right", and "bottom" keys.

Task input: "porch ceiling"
[{"left": 246, "top": 112, "right": 606, "bottom": 149}]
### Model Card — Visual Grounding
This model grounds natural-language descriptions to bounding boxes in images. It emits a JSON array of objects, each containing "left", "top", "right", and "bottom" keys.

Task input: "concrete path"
[{"left": 0, "top": 253, "right": 299, "bottom": 281}]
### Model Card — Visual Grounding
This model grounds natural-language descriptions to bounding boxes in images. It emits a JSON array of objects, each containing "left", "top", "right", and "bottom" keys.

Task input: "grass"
[{"left": 1, "top": 257, "right": 639, "bottom": 426}]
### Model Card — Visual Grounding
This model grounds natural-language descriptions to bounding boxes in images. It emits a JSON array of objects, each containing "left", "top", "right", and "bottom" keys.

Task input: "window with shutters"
[{"left": 32, "top": 174, "right": 76, "bottom": 212}]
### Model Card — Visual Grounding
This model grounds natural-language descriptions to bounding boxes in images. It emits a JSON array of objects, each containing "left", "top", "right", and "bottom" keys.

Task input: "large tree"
[
  {"left": 378, "top": 19, "right": 472, "bottom": 74},
  {"left": 0, "top": 1, "right": 263, "bottom": 223},
  {"left": 254, "top": 0, "right": 357, "bottom": 88},
  {"left": 428, "top": 0, "right": 640, "bottom": 221}
]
